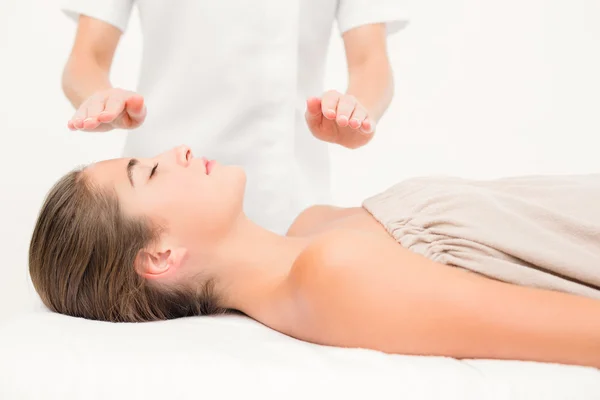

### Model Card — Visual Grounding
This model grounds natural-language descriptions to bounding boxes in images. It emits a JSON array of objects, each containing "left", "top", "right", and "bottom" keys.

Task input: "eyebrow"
[{"left": 127, "top": 158, "right": 139, "bottom": 187}]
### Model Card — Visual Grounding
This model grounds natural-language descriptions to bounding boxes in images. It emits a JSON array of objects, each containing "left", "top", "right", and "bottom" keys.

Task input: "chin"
[
  {"left": 234, "top": 167, "right": 247, "bottom": 202},
  {"left": 222, "top": 165, "right": 247, "bottom": 208},
  {"left": 228, "top": 165, "right": 247, "bottom": 187}
]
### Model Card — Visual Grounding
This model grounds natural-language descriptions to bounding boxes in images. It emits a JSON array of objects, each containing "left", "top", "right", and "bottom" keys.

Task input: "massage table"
[{"left": 1, "top": 310, "right": 599, "bottom": 399}]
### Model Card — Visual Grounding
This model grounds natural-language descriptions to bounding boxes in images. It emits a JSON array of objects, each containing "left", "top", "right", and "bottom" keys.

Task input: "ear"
[{"left": 134, "top": 245, "right": 189, "bottom": 281}]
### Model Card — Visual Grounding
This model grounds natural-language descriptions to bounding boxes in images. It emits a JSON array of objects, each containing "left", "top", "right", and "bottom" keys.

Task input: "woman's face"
[{"left": 86, "top": 145, "right": 246, "bottom": 258}]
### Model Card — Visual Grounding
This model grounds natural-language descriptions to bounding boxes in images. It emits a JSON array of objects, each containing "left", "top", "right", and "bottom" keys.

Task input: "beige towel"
[{"left": 362, "top": 174, "right": 600, "bottom": 299}]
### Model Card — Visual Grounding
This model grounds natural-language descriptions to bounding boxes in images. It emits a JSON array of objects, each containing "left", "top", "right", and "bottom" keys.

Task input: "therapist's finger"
[
  {"left": 305, "top": 97, "right": 324, "bottom": 133},
  {"left": 71, "top": 103, "right": 89, "bottom": 130},
  {"left": 81, "top": 107, "right": 102, "bottom": 130},
  {"left": 82, "top": 99, "right": 106, "bottom": 130},
  {"left": 361, "top": 118, "right": 375, "bottom": 134},
  {"left": 349, "top": 106, "right": 367, "bottom": 130},
  {"left": 82, "top": 117, "right": 102, "bottom": 130},
  {"left": 306, "top": 97, "right": 323, "bottom": 117},
  {"left": 335, "top": 95, "right": 356, "bottom": 128},
  {"left": 124, "top": 95, "right": 147, "bottom": 122},
  {"left": 112, "top": 112, "right": 133, "bottom": 129},
  {"left": 321, "top": 90, "right": 340, "bottom": 120}
]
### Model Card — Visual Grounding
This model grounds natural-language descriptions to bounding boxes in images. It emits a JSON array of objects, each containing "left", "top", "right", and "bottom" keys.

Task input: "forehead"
[
  {"left": 84, "top": 158, "right": 146, "bottom": 216},
  {"left": 85, "top": 158, "right": 130, "bottom": 191}
]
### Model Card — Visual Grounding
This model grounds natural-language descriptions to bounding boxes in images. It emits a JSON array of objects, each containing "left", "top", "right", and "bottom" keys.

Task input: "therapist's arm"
[
  {"left": 62, "top": 16, "right": 119, "bottom": 108},
  {"left": 343, "top": 23, "right": 394, "bottom": 124},
  {"left": 305, "top": 23, "right": 395, "bottom": 149},
  {"left": 62, "top": 16, "right": 145, "bottom": 132}
]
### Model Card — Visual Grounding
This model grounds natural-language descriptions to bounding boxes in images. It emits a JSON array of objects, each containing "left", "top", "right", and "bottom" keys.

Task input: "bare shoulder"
[
  {"left": 287, "top": 227, "right": 438, "bottom": 305},
  {"left": 288, "top": 229, "right": 395, "bottom": 290},
  {"left": 283, "top": 228, "right": 416, "bottom": 343},
  {"left": 283, "top": 229, "right": 378, "bottom": 336}
]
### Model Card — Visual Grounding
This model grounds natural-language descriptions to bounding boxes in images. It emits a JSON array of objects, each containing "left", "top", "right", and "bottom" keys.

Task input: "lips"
[
  {"left": 206, "top": 160, "right": 215, "bottom": 175},
  {"left": 201, "top": 157, "right": 215, "bottom": 175}
]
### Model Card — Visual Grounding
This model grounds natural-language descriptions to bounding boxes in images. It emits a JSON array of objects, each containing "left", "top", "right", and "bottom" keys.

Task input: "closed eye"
[{"left": 149, "top": 163, "right": 158, "bottom": 179}]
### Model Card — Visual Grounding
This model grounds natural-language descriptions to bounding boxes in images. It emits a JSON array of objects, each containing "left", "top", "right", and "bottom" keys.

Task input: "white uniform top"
[{"left": 61, "top": 0, "right": 408, "bottom": 234}]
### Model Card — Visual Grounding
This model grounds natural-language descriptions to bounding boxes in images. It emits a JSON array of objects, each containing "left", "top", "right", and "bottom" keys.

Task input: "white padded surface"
[{"left": 1, "top": 310, "right": 599, "bottom": 400}]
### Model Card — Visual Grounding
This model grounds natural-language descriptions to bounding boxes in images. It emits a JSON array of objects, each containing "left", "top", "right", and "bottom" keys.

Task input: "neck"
[{"left": 206, "top": 215, "right": 310, "bottom": 314}]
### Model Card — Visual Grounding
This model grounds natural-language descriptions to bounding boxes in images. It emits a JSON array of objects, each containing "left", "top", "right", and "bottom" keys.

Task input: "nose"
[{"left": 174, "top": 145, "right": 193, "bottom": 167}]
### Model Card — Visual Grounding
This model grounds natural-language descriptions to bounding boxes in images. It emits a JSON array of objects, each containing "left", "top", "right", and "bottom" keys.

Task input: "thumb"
[
  {"left": 305, "top": 97, "right": 323, "bottom": 128},
  {"left": 125, "top": 94, "right": 147, "bottom": 121}
]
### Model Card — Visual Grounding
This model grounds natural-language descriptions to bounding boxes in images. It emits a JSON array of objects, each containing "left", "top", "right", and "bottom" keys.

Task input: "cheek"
[
  {"left": 134, "top": 179, "right": 200, "bottom": 227},
  {"left": 139, "top": 169, "right": 244, "bottom": 239},
  {"left": 160, "top": 183, "right": 230, "bottom": 234},
  {"left": 188, "top": 183, "right": 233, "bottom": 222}
]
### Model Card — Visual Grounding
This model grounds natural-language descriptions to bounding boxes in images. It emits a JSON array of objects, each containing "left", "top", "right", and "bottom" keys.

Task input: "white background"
[{"left": 0, "top": 0, "right": 598, "bottom": 323}]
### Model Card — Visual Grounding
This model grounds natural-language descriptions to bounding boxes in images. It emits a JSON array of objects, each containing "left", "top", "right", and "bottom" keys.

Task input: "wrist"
[
  {"left": 346, "top": 69, "right": 394, "bottom": 123},
  {"left": 62, "top": 63, "right": 112, "bottom": 108}
]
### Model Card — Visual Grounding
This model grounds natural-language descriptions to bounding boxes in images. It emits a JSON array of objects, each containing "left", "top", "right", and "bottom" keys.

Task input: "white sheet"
[{"left": 1, "top": 310, "right": 599, "bottom": 400}]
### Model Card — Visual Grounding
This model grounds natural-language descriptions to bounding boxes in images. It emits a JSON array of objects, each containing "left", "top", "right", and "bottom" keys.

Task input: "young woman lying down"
[{"left": 29, "top": 145, "right": 600, "bottom": 369}]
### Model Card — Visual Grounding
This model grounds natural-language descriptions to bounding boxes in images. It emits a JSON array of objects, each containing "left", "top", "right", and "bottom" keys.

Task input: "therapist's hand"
[
  {"left": 67, "top": 89, "right": 147, "bottom": 132},
  {"left": 305, "top": 90, "right": 375, "bottom": 149}
]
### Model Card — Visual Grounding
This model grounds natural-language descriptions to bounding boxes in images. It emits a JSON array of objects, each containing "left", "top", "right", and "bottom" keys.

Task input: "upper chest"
[{"left": 287, "top": 205, "right": 392, "bottom": 240}]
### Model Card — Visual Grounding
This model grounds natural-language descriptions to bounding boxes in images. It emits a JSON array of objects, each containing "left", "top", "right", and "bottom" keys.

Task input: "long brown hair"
[{"left": 29, "top": 167, "right": 223, "bottom": 322}]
